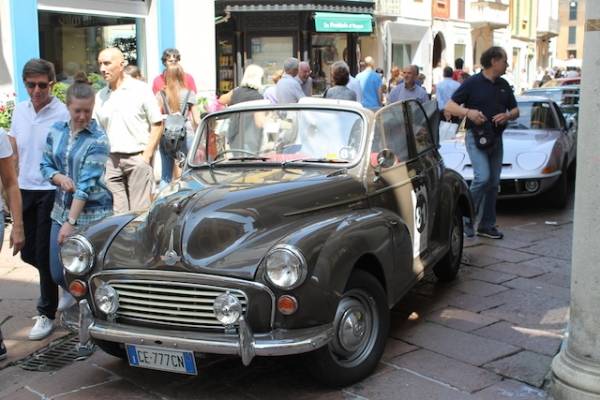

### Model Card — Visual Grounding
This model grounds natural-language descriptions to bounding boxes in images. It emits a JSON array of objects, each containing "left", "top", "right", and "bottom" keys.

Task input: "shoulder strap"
[
  {"left": 160, "top": 90, "right": 171, "bottom": 114},
  {"left": 181, "top": 90, "right": 191, "bottom": 116}
]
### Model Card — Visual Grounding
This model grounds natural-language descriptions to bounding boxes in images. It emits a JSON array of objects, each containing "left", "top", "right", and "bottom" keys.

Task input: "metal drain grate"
[{"left": 19, "top": 334, "right": 84, "bottom": 372}]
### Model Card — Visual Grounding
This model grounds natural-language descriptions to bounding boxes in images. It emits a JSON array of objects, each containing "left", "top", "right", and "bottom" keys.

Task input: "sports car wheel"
[
  {"left": 547, "top": 164, "right": 568, "bottom": 209},
  {"left": 305, "top": 270, "right": 389, "bottom": 387},
  {"left": 433, "top": 209, "right": 463, "bottom": 282}
]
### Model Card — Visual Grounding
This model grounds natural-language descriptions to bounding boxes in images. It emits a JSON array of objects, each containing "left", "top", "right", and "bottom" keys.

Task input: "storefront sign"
[{"left": 315, "top": 12, "right": 372, "bottom": 33}]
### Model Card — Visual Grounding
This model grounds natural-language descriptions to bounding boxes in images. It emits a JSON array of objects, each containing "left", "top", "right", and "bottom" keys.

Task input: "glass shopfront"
[{"left": 38, "top": 10, "right": 143, "bottom": 84}]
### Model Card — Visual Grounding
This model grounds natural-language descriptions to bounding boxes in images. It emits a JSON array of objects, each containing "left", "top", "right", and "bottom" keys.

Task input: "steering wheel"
[{"left": 214, "top": 149, "right": 259, "bottom": 160}]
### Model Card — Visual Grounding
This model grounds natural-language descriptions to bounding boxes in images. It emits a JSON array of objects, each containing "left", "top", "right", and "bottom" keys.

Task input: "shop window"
[
  {"left": 38, "top": 11, "right": 142, "bottom": 87},
  {"left": 311, "top": 34, "right": 348, "bottom": 95},
  {"left": 248, "top": 36, "right": 294, "bottom": 86}
]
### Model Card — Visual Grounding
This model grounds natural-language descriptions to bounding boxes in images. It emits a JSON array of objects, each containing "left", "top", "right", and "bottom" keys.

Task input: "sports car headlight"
[
  {"left": 516, "top": 152, "right": 547, "bottom": 171},
  {"left": 60, "top": 235, "right": 94, "bottom": 275},
  {"left": 265, "top": 246, "right": 307, "bottom": 290}
]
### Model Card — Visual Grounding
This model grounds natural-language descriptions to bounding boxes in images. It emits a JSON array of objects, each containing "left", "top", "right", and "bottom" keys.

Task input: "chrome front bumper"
[{"left": 78, "top": 300, "right": 333, "bottom": 366}]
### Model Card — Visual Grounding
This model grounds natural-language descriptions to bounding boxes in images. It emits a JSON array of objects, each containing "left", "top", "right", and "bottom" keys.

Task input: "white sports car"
[{"left": 440, "top": 96, "right": 576, "bottom": 208}]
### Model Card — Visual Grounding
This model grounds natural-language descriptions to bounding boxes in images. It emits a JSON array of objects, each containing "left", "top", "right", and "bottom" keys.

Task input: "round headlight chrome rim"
[
  {"left": 59, "top": 235, "right": 95, "bottom": 276},
  {"left": 264, "top": 244, "right": 308, "bottom": 290}
]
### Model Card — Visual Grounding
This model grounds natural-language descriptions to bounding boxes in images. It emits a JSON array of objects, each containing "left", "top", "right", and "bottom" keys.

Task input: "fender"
[{"left": 260, "top": 207, "right": 412, "bottom": 328}]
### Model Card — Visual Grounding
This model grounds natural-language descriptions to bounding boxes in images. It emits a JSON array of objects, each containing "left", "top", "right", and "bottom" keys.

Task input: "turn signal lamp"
[
  {"left": 277, "top": 295, "right": 298, "bottom": 315},
  {"left": 69, "top": 280, "right": 87, "bottom": 297}
]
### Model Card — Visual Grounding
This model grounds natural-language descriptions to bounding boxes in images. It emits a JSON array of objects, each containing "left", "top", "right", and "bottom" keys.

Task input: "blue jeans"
[
  {"left": 49, "top": 221, "right": 67, "bottom": 290},
  {"left": 159, "top": 141, "right": 174, "bottom": 187},
  {"left": 465, "top": 131, "right": 503, "bottom": 231}
]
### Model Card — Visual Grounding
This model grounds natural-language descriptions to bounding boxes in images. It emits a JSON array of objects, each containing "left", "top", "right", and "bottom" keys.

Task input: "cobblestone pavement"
[{"left": 0, "top": 194, "right": 572, "bottom": 399}]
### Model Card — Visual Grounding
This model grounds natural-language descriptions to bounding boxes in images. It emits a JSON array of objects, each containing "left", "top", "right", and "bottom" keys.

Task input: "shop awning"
[{"left": 315, "top": 12, "right": 372, "bottom": 33}]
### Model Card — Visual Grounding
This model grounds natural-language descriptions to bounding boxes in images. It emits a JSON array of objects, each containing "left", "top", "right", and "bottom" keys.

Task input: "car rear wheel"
[
  {"left": 433, "top": 209, "right": 463, "bottom": 282},
  {"left": 304, "top": 270, "right": 389, "bottom": 387}
]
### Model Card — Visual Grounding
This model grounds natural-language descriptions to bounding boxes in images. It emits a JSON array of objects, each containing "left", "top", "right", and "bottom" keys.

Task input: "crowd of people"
[{"left": 0, "top": 45, "right": 520, "bottom": 359}]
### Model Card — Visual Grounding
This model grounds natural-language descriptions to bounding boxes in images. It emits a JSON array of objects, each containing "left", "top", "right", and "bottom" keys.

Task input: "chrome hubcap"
[{"left": 339, "top": 303, "right": 368, "bottom": 352}]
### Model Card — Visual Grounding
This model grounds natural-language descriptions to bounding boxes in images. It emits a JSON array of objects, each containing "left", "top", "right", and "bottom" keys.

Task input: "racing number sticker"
[{"left": 411, "top": 185, "right": 428, "bottom": 258}]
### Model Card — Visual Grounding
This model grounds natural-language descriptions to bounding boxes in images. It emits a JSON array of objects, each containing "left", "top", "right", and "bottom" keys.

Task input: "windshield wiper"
[
  {"left": 209, "top": 156, "right": 270, "bottom": 168},
  {"left": 281, "top": 158, "right": 348, "bottom": 168}
]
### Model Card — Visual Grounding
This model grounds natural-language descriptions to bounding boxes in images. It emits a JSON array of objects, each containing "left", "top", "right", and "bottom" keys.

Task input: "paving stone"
[
  {"left": 483, "top": 351, "right": 553, "bottom": 388},
  {"left": 57, "top": 379, "right": 166, "bottom": 400},
  {"left": 462, "top": 251, "right": 503, "bottom": 268},
  {"left": 459, "top": 266, "right": 517, "bottom": 284},
  {"left": 487, "top": 262, "right": 548, "bottom": 278},
  {"left": 347, "top": 366, "right": 472, "bottom": 400},
  {"left": 521, "top": 237, "right": 572, "bottom": 261},
  {"left": 26, "top": 359, "right": 115, "bottom": 397},
  {"left": 481, "top": 289, "right": 569, "bottom": 329},
  {"left": 425, "top": 307, "right": 499, "bottom": 332},
  {"left": 472, "top": 379, "right": 548, "bottom": 399},
  {"left": 523, "top": 257, "right": 571, "bottom": 272},
  {"left": 395, "top": 322, "right": 519, "bottom": 366},
  {"left": 532, "top": 271, "right": 570, "bottom": 289},
  {"left": 443, "top": 292, "right": 506, "bottom": 313},
  {"left": 0, "top": 388, "right": 39, "bottom": 400},
  {"left": 503, "top": 278, "right": 569, "bottom": 301},
  {"left": 382, "top": 338, "right": 418, "bottom": 361},
  {"left": 389, "top": 349, "right": 501, "bottom": 393},
  {"left": 468, "top": 245, "right": 538, "bottom": 264},
  {"left": 473, "top": 321, "right": 562, "bottom": 357},
  {"left": 452, "top": 280, "right": 510, "bottom": 297}
]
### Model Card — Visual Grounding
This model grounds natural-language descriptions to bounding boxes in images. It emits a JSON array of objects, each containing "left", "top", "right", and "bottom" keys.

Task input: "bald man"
[{"left": 93, "top": 48, "right": 163, "bottom": 213}]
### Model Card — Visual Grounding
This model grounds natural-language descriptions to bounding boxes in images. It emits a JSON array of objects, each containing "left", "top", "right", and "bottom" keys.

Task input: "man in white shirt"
[
  {"left": 9, "top": 58, "right": 69, "bottom": 340},
  {"left": 94, "top": 48, "right": 163, "bottom": 213}
]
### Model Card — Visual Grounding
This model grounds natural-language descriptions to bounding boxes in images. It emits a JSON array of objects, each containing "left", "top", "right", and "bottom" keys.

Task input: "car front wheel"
[{"left": 305, "top": 269, "right": 389, "bottom": 387}]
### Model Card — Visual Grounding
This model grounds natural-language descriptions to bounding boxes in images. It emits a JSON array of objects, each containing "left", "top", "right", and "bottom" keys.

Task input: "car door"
[{"left": 367, "top": 102, "right": 432, "bottom": 281}]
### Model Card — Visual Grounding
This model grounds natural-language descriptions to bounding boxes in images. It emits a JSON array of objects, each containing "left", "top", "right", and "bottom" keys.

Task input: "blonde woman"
[
  {"left": 156, "top": 64, "right": 200, "bottom": 184},
  {"left": 218, "top": 64, "right": 264, "bottom": 106}
]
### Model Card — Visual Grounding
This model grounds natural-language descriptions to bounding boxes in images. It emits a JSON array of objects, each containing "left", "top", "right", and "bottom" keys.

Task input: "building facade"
[
  {"left": 510, "top": 0, "right": 537, "bottom": 92},
  {"left": 214, "top": 0, "right": 375, "bottom": 95},
  {"left": 557, "top": 0, "right": 585, "bottom": 66},
  {"left": 0, "top": 0, "right": 216, "bottom": 101},
  {"left": 536, "top": 0, "right": 560, "bottom": 70}
]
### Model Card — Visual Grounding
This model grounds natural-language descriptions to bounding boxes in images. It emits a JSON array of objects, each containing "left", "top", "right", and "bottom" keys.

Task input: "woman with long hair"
[{"left": 157, "top": 64, "right": 200, "bottom": 185}]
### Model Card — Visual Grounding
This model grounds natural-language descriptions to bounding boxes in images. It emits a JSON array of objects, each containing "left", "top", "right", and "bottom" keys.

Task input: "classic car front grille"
[{"left": 108, "top": 280, "right": 247, "bottom": 329}]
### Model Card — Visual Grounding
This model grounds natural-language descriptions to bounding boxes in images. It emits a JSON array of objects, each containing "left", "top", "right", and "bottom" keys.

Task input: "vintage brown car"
[{"left": 62, "top": 98, "right": 472, "bottom": 386}]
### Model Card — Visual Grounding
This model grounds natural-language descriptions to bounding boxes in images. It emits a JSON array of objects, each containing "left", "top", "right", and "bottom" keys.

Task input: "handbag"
[
  {"left": 472, "top": 121, "right": 500, "bottom": 151},
  {"left": 439, "top": 120, "right": 460, "bottom": 141}
]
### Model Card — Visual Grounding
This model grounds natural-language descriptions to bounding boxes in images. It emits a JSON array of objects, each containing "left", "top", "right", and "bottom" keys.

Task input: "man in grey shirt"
[
  {"left": 388, "top": 64, "right": 429, "bottom": 104},
  {"left": 276, "top": 57, "right": 306, "bottom": 104},
  {"left": 297, "top": 61, "right": 313, "bottom": 96}
]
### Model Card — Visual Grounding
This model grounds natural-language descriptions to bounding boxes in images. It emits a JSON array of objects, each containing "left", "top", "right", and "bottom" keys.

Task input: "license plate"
[{"left": 126, "top": 344, "right": 197, "bottom": 375}]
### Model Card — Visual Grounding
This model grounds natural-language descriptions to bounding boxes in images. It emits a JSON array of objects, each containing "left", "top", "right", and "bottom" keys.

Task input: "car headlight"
[
  {"left": 265, "top": 245, "right": 307, "bottom": 290},
  {"left": 94, "top": 282, "right": 119, "bottom": 315},
  {"left": 516, "top": 152, "right": 547, "bottom": 171},
  {"left": 60, "top": 235, "right": 94, "bottom": 275}
]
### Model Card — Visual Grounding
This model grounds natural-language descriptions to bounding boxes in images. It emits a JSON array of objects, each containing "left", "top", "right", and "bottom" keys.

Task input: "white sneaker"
[
  {"left": 29, "top": 315, "right": 54, "bottom": 340},
  {"left": 57, "top": 291, "right": 77, "bottom": 312}
]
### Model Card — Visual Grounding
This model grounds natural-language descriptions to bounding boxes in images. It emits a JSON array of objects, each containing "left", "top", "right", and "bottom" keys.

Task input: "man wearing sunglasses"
[{"left": 8, "top": 58, "right": 69, "bottom": 340}]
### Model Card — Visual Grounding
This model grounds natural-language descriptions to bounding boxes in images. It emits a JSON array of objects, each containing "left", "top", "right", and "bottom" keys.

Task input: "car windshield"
[
  {"left": 522, "top": 90, "right": 562, "bottom": 103},
  {"left": 189, "top": 108, "right": 365, "bottom": 166},
  {"left": 507, "top": 101, "right": 558, "bottom": 130}
]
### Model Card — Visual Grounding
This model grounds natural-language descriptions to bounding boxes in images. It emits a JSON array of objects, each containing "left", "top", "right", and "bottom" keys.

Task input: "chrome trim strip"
[{"left": 89, "top": 270, "right": 277, "bottom": 328}]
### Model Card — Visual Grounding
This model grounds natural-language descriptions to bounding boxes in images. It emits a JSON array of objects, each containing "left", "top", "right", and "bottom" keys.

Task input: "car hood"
[
  {"left": 103, "top": 167, "right": 365, "bottom": 280},
  {"left": 440, "top": 129, "right": 560, "bottom": 177}
]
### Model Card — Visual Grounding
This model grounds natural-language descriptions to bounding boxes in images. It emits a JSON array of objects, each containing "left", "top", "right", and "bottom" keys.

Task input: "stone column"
[{"left": 551, "top": 1, "right": 600, "bottom": 399}]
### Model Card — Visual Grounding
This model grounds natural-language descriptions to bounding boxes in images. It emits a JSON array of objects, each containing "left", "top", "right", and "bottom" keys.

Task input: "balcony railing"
[
  {"left": 466, "top": 0, "right": 510, "bottom": 29},
  {"left": 375, "top": 0, "right": 401, "bottom": 16}
]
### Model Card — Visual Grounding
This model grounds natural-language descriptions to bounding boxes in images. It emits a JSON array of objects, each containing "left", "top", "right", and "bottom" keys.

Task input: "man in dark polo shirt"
[{"left": 445, "top": 46, "right": 519, "bottom": 239}]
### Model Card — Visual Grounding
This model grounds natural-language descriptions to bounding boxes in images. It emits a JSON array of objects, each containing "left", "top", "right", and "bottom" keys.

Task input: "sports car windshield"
[
  {"left": 190, "top": 108, "right": 365, "bottom": 166},
  {"left": 506, "top": 101, "right": 558, "bottom": 130}
]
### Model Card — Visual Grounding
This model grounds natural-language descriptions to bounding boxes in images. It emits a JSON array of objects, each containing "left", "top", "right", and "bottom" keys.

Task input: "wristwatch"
[{"left": 67, "top": 217, "right": 77, "bottom": 226}]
